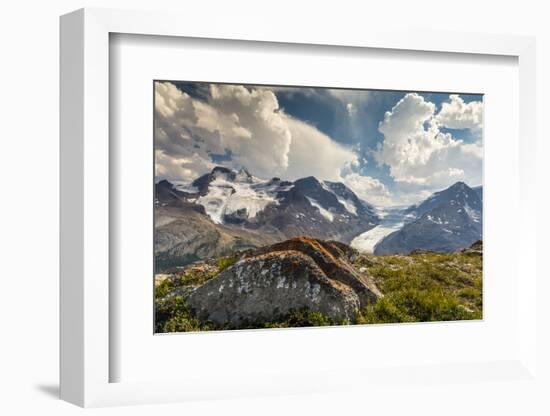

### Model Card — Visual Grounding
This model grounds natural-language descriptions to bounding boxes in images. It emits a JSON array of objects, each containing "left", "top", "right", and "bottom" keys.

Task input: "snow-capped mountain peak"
[
  {"left": 156, "top": 166, "right": 380, "bottom": 242},
  {"left": 375, "top": 181, "right": 482, "bottom": 255},
  {"left": 189, "top": 167, "right": 286, "bottom": 224},
  {"left": 405, "top": 181, "right": 482, "bottom": 220}
]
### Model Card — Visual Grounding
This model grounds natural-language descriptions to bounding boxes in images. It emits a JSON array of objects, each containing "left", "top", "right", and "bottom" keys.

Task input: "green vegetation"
[
  {"left": 217, "top": 254, "right": 238, "bottom": 272},
  {"left": 155, "top": 249, "right": 482, "bottom": 333},
  {"left": 155, "top": 252, "right": 200, "bottom": 273},
  {"left": 155, "top": 255, "right": 240, "bottom": 332},
  {"left": 263, "top": 309, "right": 349, "bottom": 329},
  {"left": 154, "top": 268, "right": 219, "bottom": 332},
  {"left": 354, "top": 251, "right": 482, "bottom": 323},
  {"left": 155, "top": 293, "right": 212, "bottom": 332},
  {"left": 155, "top": 267, "right": 347, "bottom": 332}
]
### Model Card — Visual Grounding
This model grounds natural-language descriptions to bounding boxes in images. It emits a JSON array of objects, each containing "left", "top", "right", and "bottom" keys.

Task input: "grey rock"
[
  {"left": 459, "top": 240, "right": 483, "bottom": 256},
  {"left": 187, "top": 237, "right": 382, "bottom": 326}
]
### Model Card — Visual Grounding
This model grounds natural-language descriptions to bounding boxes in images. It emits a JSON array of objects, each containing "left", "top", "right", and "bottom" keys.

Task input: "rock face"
[
  {"left": 155, "top": 167, "right": 379, "bottom": 268},
  {"left": 459, "top": 240, "right": 483, "bottom": 256},
  {"left": 155, "top": 204, "right": 279, "bottom": 271},
  {"left": 375, "top": 182, "right": 482, "bottom": 255},
  {"left": 187, "top": 237, "right": 383, "bottom": 326}
]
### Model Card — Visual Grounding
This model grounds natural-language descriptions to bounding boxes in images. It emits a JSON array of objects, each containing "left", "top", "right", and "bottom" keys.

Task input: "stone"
[{"left": 186, "top": 237, "right": 383, "bottom": 326}]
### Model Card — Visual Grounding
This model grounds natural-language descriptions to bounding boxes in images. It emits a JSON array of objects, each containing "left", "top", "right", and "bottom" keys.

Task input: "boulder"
[
  {"left": 459, "top": 240, "right": 483, "bottom": 256},
  {"left": 186, "top": 237, "right": 382, "bottom": 326}
]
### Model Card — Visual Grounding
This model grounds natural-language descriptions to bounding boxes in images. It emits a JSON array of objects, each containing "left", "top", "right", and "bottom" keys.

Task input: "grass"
[
  {"left": 154, "top": 268, "right": 219, "bottom": 333},
  {"left": 155, "top": 249, "right": 483, "bottom": 332},
  {"left": 354, "top": 251, "right": 482, "bottom": 323},
  {"left": 155, "top": 294, "right": 212, "bottom": 332},
  {"left": 217, "top": 255, "right": 238, "bottom": 272},
  {"left": 262, "top": 309, "right": 349, "bottom": 329}
]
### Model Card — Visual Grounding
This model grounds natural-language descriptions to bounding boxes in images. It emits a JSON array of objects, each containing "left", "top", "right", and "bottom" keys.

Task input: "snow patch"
[
  {"left": 320, "top": 180, "right": 358, "bottom": 215},
  {"left": 196, "top": 174, "right": 281, "bottom": 224},
  {"left": 173, "top": 181, "right": 199, "bottom": 194},
  {"left": 225, "top": 181, "right": 278, "bottom": 218},
  {"left": 351, "top": 207, "right": 407, "bottom": 253},
  {"left": 464, "top": 203, "right": 481, "bottom": 223},
  {"left": 196, "top": 180, "right": 235, "bottom": 224},
  {"left": 351, "top": 223, "right": 403, "bottom": 253},
  {"left": 426, "top": 214, "right": 443, "bottom": 225},
  {"left": 335, "top": 195, "right": 357, "bottom": 215},
  {"left": 306, "top": 197, "right": 334, "bottom": 222}
]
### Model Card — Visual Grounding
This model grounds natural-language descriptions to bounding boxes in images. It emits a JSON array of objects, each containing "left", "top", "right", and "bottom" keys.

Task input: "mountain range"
[
  {"left": 155, "top": 166, "right": 482, "bottom": 269},
  {"left": 155, "top": 166, "right": 379, "bottom": 270}
]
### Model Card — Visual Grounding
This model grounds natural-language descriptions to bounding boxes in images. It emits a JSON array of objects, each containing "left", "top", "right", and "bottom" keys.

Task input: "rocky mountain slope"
[
  {"left": 155, "top": 180, "right": 281, "bottom": 270},
  {"left": 156, "top": 167, "right": 484, "bottom": 269},
  {"left": 374, "top": 182, "right": 482, "bottom": 255},
  {"left": 155, "top": 167, "right": 379, "bottom": 269}
]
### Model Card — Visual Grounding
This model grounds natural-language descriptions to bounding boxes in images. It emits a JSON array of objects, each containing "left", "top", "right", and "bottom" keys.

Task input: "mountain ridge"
[
  {"left": 155, "top": 166, "right": 381, "bottom": 269},
  {"left": 374, "top": 182, "right": 482, "bottom": 255},
  {"left": 156, "top": 166, "right": 483, "bottom": 266}
]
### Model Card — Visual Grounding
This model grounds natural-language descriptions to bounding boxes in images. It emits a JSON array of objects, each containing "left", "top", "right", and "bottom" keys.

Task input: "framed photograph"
[
  {"left": 60, "top": 8, "right": 539, "bottom": 408},
  {"left": 152, "top": 80, "right": 484, "bottom": 333}
]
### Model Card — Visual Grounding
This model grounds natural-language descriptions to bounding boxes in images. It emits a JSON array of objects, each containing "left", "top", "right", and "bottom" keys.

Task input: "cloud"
[
  {"left": 282, "top": 116, "right": 359, "bottom": 181},
  {"left": 436, "top": 94, "right": 483, "bottom": 130},
  {"left": 155, "top": 84, "right": 483, "bottom": 207},
  {"left": 154, "top": 149, "right": 215, "bottom": 182},
  {"left": 155, "top": 82, "right": 291, "bottom": 181},
  {"left": 374, "top": 93, "right": 482, "bottom": 191},
  {"left": 346, "top": 103, "right": 357, "bottom": 116},
  {"left": 155, "top": 82, "right": 359, "bottom": 182},
  {"left": 327, "top": 89, "right": 370, "bottom": 108},
  {"left": 341, "top": 173, "right": 392, "bottom": 206}
]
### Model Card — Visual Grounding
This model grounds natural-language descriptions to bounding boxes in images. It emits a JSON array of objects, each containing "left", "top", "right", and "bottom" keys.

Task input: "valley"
[{"left": 350, "top": 207, "right": 411, "bottom": 253}]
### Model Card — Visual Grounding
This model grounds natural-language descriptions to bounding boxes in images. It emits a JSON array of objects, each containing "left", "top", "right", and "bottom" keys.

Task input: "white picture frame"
[{"left": 60, "top": 7, "right": 538, "bottom": 408}]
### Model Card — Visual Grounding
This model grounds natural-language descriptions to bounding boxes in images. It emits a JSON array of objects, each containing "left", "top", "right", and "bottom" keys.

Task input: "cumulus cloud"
[
  {"left": 155, "top": 82, "right": 290, "bottom": 181},
  {"left": 155, "top": 83, "right": 482, "bottom": 207},
  {"left": 341, "top": 173, "right": 392, "bottom": 206},
  {"left": 283, "top": 116, "right": 358, "bottom": 181},
  {"left": 155, "top": 149, "right": 215, "bottom": 182},
  {"left": 374, "top": 93, "right": 482, "bottom": 191},
  {"left": 436, "top": 94, "right": 483, "bottom": 130},
  {"left": 155, "top": 82, "right": 359, "bottom": 183}
]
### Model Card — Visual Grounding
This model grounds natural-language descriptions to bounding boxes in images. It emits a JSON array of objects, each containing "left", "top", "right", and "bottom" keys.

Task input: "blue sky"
[
  {"left": 155, "top": 81, "right": 483, "bottom": 206},
  {"left": 274, "top": 87, "right": 482, "bottom": 202}
]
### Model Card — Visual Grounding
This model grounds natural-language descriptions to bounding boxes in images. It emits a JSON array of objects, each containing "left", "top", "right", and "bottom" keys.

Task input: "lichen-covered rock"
[{"left": 186, "top": 237, "right": 382, "bottom": 326}]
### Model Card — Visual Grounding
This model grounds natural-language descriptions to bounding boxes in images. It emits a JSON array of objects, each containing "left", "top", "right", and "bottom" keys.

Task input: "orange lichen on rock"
[{"left": 187, "top": 237, "right": 383, "bottom": 326}]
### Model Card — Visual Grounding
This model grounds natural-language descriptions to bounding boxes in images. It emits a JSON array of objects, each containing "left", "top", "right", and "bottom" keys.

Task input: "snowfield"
[
  {"left": 351, "top": 207, "right": 406, "bottom": 253},
  {"left": 191, "top": 169, "right": 299, "bottom": 224},
  {"left": 351, "top": 223, "right": 403, "bottom": 253},
  {"left": 190, "top": 167, "right": 368, "bottom": 225},
  {"left": 196, "top": 174, "right": 281, "bottom": 224}
]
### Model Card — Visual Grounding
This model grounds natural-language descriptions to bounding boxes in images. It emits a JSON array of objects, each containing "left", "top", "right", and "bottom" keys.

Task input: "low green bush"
[{"left": 217, "top": 255, "right": 238, "bottom": 272}]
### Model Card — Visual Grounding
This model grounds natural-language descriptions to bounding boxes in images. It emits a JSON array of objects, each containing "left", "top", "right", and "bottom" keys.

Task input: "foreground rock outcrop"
[{"left": 187, "top": 237, "right": 383, "bottom": 326}]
